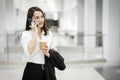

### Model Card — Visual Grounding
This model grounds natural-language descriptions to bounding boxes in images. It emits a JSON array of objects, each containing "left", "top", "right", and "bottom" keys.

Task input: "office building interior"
[{"left": 0, "top": 0, "right": 120, "bottom": 80}]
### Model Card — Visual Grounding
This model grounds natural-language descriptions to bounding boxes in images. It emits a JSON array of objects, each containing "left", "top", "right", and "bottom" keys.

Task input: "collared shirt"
[{"left": 21, "top": 30, "right": 56, "bottom": 64}]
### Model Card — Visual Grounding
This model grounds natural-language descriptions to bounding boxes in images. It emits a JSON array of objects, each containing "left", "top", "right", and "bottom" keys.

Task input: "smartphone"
[
  {"left": 28, "top": 18, "right": 38, "bottom": 27},
  {"left": 28, "top": 18, "right": 32, "bottom": 27}
]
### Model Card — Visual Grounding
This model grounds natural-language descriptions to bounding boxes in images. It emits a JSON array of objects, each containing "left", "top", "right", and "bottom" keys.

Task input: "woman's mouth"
[
  {"left": 38, "top": 23, "right": 43, "bottom": 25},
  {"left": 37, "top": 22, "right": 44, "bottom": 27}
]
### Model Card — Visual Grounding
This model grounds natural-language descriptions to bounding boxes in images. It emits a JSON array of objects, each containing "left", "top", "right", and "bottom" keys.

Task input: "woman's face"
[{"left": 32, "top": 11, "right": 45, "bottom": 28}]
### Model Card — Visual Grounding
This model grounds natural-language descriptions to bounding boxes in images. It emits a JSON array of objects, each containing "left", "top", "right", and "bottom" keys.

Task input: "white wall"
[
  {"left": 21, "top": 0, "right": 62, "bottom": 12},
  {"left": 84, "top": 0, "right": 96, "bottom": 47},
  {"left": 59, "top": 0, "right": 78, "bottom": 33},
  {"left": 103, "top": 0, "right": 120, "bottom": 65},
  {"left": 0, "top": 0, "right": 5, "bottom": 33},
  {"left": 5, "top": 0, "right": 15, "bottom": 33},
  {"left": 108, "top": 0, "right": 120, "bottom": 64},
  {"left": 0, "top": 0, "right": 6, "bottom": 53}
]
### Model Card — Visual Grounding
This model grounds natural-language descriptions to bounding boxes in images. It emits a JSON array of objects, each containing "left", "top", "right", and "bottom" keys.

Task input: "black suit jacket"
[{"left": 45, "top": 49, "right": 66, "bottom": 80}]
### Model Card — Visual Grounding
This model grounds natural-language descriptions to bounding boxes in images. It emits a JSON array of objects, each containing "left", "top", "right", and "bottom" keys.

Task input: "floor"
[
  {"left": 0, "top": 62, "right": 106, "bottom": 80},
  {"left": 56, "top": 67, "right": 105, "bottom": 80},
  {"left": 95, "top": 66, "right": 120, "bottom": 80},
  {"left": 1, "top": 61, "right": 120, "bottom": 80}
]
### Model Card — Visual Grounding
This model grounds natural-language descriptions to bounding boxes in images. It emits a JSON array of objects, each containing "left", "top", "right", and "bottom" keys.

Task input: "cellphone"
[
  {"left": 28, "top": 18, "right": 32, "bottom": 26},
  {"left": 28, "top": 18, "right": 38, "bottom": 27}
]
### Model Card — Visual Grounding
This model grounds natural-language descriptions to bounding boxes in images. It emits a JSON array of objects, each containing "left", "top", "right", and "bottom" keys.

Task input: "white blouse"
[{"left": 21, "top": 30, "right": 56, "bottom": 64}]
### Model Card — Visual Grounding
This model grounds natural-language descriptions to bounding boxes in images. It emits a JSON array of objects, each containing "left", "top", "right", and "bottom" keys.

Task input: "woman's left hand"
[{"left": 41, "top": 46, "right": 50, "bottom": 57}]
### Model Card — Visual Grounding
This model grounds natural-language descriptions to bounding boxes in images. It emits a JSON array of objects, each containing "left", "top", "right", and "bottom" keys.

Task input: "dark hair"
[{"left": 25, "top": 6, "right": 48, "bottom": 35}]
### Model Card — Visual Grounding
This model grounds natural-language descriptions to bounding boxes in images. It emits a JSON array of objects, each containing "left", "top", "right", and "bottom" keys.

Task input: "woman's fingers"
[
  {"left": 41, "top": 46, "right": 48, "bottom": 50},
  {"left": 30, "top": 21, "right": 38, "bottom": 33},
  {"left": 40, "top": 46, "right": 50, "bottom": 57},
  {"left": 41, "top": 46, "right": 48, "bottom": 53}
]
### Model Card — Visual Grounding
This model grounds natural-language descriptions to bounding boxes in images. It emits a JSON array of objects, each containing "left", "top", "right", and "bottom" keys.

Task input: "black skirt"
[{"left": 22, "top": 62, "right": 46, "bottom": 80}]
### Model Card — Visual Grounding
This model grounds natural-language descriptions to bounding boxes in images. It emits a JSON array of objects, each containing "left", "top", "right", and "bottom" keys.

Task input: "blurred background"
[{"left": 0, "top": 0, "right": 120, "bottom": 80}]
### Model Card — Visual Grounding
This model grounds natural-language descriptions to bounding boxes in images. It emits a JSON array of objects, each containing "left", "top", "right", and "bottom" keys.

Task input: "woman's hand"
[
  {"left": 30, "top": 21, "right": 38, "bottom": 34},
  {"left": 41, "top": 45, "right": 50, "bottom": 57}
]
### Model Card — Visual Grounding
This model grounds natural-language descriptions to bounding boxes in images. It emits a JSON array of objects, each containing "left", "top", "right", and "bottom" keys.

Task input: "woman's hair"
[{"left": 25, "top": 6, "right": 48, "bottom": 35}]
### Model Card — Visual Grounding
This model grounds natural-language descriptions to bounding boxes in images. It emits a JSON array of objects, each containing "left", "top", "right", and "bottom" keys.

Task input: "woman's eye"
[
  {"left": 34, "top": 15, "right": 44, "bottom": 19},
  {"left": 35, "top": 17, "right": 39, "bottom": 19}
]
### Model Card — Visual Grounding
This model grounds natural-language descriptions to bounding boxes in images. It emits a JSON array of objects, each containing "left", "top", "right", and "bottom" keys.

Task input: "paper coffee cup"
[{"left": 39, "top": 42, "right": 47, "bottom": 50}]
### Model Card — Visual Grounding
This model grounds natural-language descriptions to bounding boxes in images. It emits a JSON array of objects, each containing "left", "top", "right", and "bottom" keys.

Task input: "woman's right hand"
[{"left": 31, "top": 21, "right": 38, "bottom": 34}]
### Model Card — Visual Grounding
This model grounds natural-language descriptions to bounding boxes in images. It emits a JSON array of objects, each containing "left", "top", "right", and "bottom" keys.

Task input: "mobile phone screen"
[{"left": 28, "top": 18, "right": 32, "bottom": 26}]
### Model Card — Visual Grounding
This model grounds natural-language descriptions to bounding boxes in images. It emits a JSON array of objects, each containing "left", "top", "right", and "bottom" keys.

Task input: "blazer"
[{"left": 45, "top": 49, "right": 66, "bottom": 80}]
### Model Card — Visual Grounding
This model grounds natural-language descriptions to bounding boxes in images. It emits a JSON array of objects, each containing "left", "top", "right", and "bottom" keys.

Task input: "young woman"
[{"left": 21, "top": 6, "right": 57, "bottom": 80}]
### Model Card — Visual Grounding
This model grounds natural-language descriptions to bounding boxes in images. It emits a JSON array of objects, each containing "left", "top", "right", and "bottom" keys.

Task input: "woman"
[{"left": 21, "top": 6, "right": 57, "bottom": 80}]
